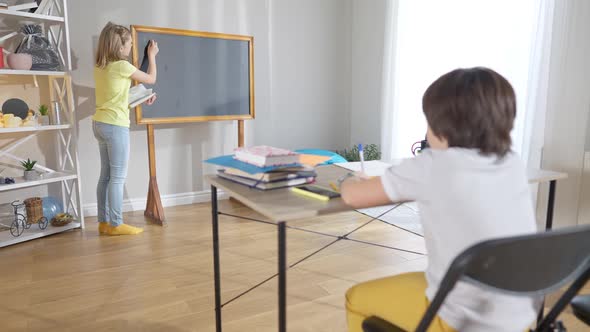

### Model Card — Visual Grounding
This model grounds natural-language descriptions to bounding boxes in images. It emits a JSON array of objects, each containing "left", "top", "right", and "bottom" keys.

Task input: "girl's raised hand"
[{"left": 148, "top": 40, "right": 159, "bottom": 58}]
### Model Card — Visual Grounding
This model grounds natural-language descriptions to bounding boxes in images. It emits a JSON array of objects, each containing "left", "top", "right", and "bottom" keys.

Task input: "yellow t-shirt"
[{"left": 92, "top": 60, "right": 137, "bottom": 127}]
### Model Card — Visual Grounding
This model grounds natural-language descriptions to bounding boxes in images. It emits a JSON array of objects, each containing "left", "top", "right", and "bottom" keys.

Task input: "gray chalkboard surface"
[{"left": 131, "top": 26, "right": 254, "bottom": 124}]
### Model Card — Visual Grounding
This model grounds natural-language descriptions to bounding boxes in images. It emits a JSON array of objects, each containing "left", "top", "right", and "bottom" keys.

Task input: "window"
[{"left": 385, "top": 0, "right": 540, "bottom": 159}]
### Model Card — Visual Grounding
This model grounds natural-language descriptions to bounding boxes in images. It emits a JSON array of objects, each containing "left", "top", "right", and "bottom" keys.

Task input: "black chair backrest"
[
  {"left": 461, "top": 225, "right": 590, "bottom": 295},
  {"left": 415, "top": 225, "right": 590, "bottom": 332}
]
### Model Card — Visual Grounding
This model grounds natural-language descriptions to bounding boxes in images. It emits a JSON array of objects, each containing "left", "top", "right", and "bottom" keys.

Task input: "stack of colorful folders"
[{"left": 205, "top": 146, "right": 322, "bottom": 190}]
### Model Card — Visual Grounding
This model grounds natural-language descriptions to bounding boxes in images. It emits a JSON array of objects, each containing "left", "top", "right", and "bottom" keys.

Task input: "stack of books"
[{"left": 205, "top": 146, "right": 317, "bottom": 190}]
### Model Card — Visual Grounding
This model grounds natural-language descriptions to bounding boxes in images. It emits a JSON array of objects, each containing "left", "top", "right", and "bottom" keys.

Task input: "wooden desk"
[
  {"left": 527, "top": 169, "right": 568, "bottom": 230},
  {"left": 207, "top": 166, "right": 352, "bottom": 332},
  {"left": 206, "top": 164, "right": 567, "bottom": 332}
]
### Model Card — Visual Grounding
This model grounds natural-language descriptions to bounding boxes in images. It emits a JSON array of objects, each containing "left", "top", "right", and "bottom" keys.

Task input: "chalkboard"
[{"left": 130, "top": 26, "right": 255, "bottom": 124}]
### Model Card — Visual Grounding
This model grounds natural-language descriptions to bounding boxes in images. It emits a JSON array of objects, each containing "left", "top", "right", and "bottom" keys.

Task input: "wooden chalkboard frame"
[{"left": 130, "top": 25, "right": 255, "bottom": 125}]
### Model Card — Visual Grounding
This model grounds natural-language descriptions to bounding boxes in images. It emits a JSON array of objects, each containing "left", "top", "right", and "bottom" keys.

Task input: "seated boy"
[{"left": 341, "top": 67, "right": 537, "bottom": 332}]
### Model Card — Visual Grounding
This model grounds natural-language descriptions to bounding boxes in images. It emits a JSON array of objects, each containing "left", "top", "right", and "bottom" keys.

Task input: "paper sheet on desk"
[
  {"left": 334, "top": 160, "right": 397, "bottom": 177},
  {"left": 299, "top": 154, "right": 331, "bottom": 166}
]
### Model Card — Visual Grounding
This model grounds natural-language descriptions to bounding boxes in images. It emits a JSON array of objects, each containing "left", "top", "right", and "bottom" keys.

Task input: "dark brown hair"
[{"left": 422, "top": 67, "right": 516, "bottom": 157}]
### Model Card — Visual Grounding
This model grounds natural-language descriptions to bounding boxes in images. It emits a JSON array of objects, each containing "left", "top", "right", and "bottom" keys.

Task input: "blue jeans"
[{"left": 93, "top": 121, "right": 129, "bottom": 226}]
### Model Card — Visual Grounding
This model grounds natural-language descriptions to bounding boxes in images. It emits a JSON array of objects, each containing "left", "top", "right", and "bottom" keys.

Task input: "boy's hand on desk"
[
  {"left": 341, "top": 172, "right": 371, "bottom": 186},
  {"left": 335, "top": 172, "right": 372, "bottom": 192},
  {"left": 353, "top": 171, "right": 371, "bottom": 180},
  {"left": 340, "top": 174, "right": 391, "bottom": 209}
]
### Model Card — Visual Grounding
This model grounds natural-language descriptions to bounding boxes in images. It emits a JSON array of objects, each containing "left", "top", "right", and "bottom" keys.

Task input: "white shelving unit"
[
  {"left": 0, "top": 69, "right": 66, "bottom": 76},
  {"left": 0, "top": 124, "right": 70, "bottom": 133},
  {"left": 0, "top": 8, "right": 65, "bottom": 23},
  {"left": 0, "top": 0, "right": 83, "bottom": 248},
  {"left": 0, "top": 171, "right": 77, "bottom": 192},
  {"left": 0, "top": 222, "right": 80, "bottom": 247}
]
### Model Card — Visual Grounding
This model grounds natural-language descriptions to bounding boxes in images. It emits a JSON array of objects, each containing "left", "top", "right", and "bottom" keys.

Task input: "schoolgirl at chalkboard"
[{"left": 92, "top": 22, "right": 159, "bottom": 236}]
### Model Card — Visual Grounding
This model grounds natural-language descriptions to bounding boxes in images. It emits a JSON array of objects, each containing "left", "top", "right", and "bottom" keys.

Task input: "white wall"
[
  {"left": 582, "top": 107, "right": 590, "bottom": 225},
  {"left": 538, "top": 0, "right": 590, "bottom": 227},
  {"left": 579, "top": 152, "right": 590, "bottom": 225},
  {"left": 68, "top": 0, "right": 352, "bottom": 215},
  {"left": 264, "top": 0, "right": 352, "bottom": 150},
  {"left": 579, "top": 87, "right": 590, "bottom": 225},
  {"left": 350, "top": 0, "right": 387, "bottom": 148}
]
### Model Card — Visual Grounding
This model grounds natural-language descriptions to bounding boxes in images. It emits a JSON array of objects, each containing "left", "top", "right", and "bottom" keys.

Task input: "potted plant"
[
  {"left": 336, "top": 144, "right": 382, "bottom": 162},
  {"left": 21, "top": 158, "right": 38, "bottom": 181},
  {"left": 38, "top": 104, "right": 49, "bottom": 125}
]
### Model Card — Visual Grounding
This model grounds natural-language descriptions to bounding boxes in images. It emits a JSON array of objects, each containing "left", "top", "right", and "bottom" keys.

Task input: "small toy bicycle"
[{"left": 8, "top": 200, "right": 48, "bottom": 237}]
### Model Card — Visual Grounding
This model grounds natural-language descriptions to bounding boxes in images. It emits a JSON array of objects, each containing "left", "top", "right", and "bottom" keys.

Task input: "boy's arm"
[
  {"left": 340, "top": 176, "right": 393, "bottom": 209},
  {"left": 341, "top": 153, "right": 429, "bottom": 209}
]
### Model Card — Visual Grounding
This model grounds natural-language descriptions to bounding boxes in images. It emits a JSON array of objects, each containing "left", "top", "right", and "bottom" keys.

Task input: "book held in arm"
[{"left": 129, "top": 84, "right": 156, "bottom": 108}]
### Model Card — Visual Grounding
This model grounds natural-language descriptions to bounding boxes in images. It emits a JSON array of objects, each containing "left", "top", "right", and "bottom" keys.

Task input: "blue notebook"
[{"left": 204, "top": 155, "right": 301, "bottom": 174}]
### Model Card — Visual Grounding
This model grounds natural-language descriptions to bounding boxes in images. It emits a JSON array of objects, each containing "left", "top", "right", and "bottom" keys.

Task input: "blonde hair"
[{"left": 95, "top": 22, "right": 131, "bottom": 68}]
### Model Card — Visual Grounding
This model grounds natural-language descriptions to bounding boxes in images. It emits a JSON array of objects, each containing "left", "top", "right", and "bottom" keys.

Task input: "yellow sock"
[
  {"left": 106, "top": 224, "right": 144, "bottom": 236},
  {"left": 98, "top": 222, "right": 110, "bottom": 235}
]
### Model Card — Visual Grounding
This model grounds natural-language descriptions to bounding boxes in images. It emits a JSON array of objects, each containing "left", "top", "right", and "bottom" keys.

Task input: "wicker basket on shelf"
[
  {"left": 51, "top": 213, "right": 74, "bottom": 227},
  {"left": 24, "top": 197, "right": 43, "bottom": 224}
]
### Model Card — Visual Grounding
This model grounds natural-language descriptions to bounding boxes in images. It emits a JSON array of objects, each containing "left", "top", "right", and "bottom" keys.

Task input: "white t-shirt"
[{"left": 380, "top": 148, "right": 537, "bottom": 332}]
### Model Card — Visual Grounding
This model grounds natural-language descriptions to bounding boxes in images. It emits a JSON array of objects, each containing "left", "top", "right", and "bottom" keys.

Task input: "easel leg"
[
  {"left": 230, "top": 120, "right": 246, "bottom": 204},
  {"left": 145, "top": 176, "right": 165, "bottom": 225},
  {"left": 144, "top": 124, "right": 166, "bottom": 225},
  {"left": 238, "top": 120, "right": 245, "bottom": 147}
]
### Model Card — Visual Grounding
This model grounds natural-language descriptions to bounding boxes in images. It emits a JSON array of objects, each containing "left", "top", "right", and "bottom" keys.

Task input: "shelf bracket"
[
  {"left": 0, "top": 31, "right": 18, "bottom": 43},
  {"left": 0, "top": 133, "right": 57, "bottom": 173}
]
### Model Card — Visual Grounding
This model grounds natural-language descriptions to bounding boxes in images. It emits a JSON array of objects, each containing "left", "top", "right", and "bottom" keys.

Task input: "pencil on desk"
[
  {"left": 329, "top": 182, "right": 340, "bottom": 192},
  {"left": 358, "top": 143, "right": 365, "bottom": 174},
  {"left": 291, "top": 187, "right": 330, "bottom": 201}
]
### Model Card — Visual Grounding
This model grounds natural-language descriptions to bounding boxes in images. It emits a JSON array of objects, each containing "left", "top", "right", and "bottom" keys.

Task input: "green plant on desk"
[{"left": 337, "top": 143, "right": 381, "bottom": 162}]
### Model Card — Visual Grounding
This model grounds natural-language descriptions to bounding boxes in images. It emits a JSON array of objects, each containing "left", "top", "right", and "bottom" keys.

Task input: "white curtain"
[
  {"left": 520, "top": 0, "right": 556, "bottom": 169},
  {"left": 380, "top": 0, "right": 555, "bottom": 165}
]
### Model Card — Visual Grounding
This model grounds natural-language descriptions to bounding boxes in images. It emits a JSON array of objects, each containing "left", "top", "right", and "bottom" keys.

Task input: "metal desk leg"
[
  {"left": 212, "top": 185, "right": 222, "bottom": 332},
  {"left": 278, "top": 221, "right": 287, "bottom": 332},
  {"left": 545, "top": 180, "right": 556, "bottom": 230},
  {"left": 537, "top": 180, "right": 557, "bottom": 327}
]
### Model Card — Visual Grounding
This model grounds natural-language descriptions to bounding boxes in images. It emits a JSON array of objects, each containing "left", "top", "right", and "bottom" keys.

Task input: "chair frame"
[{"left": 362, "top": 225, "right": 590, "bottom": 332}]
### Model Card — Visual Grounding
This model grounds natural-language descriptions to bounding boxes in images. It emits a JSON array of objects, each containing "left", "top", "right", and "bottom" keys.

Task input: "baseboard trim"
[{"left": 83, "top": 189, "right": 229, "bottom": 217}]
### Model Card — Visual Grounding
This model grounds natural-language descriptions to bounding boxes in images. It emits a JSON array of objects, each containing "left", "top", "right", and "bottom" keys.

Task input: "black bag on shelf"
[{"left": 15, "top": 24, "right": 62, "bottom": 71}]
